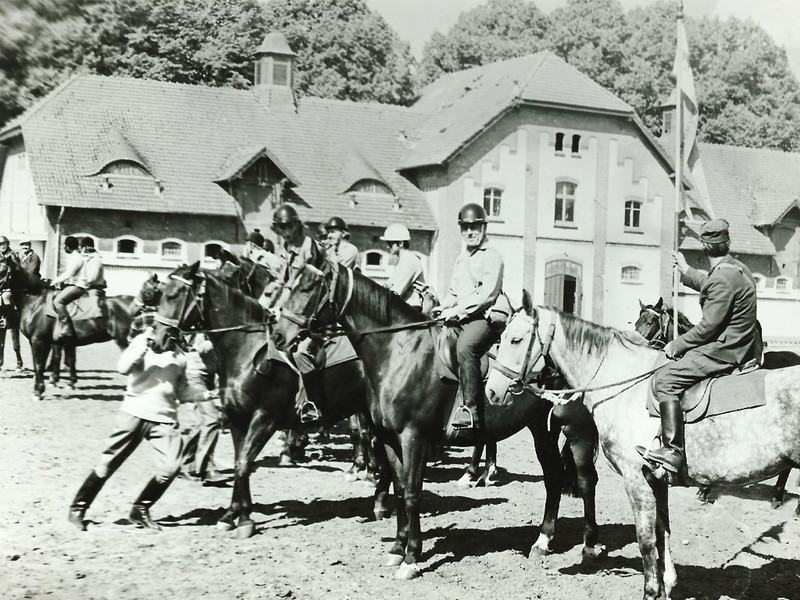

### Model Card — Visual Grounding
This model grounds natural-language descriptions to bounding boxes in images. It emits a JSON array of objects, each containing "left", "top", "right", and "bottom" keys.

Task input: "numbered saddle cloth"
[
  {"left": 647, "top": 355, "right": 768, "bottom": 424},
  {"left": 45, "top": 289, "right": 104, "bottom": 321}
]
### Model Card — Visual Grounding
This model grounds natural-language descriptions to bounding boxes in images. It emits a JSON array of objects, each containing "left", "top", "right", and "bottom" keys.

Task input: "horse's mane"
[
  {"left": 557, "top": 310, "right": 650, "bottom": 356},
  {"left": 661, "top": 303, "right": 694, "bottom": 332},
  {"left": 345, "top": 265, "right": 419, "bottom": 325},
  {"left": 2, "top": 255, "right": 45, "bottom": 292},
  {"left": 203, "top": 269, "right": 266, "bottom": 322}
]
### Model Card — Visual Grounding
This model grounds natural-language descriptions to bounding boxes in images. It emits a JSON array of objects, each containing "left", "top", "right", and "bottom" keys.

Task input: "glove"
[
  {"left": 438, "top": 307, "right": 461, "bottom": 324},
  {"left": 663, "top": 340, "right": 679, "bottom": 360}
]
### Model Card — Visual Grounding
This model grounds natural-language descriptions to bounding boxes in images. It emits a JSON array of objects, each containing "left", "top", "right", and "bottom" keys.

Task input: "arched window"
[
  {"left": 571, "top": 134, "right": 581, "bottom": 154},
  {"left": 554, "top": 181, "right": 576, "bottom": 225},
  {"left": 483, "top": 187, "right": 503, "bottom": 218},
  {"left": 202, "top": 241, "right": 229, "bottom": 268},
  {"left": 775, "top": 276, "right": 791, "bottom": 292},
  {"left": 114, "top": 235, "right": 142, "bottom": 257},
  {"left": 361, "top": 249, "right": 392, "bottom": 283},
  {"left": 160, "top": 240, "right": 185, "bottom": 261},
  {"left": 621, "top": 265, "right": 642, "bottom": 283},
  {"left": 555, "top": 132, "right": 565, "bottom": 153},
  {"left": 624, "top": 200, "right": 642, "bottom": 229}
]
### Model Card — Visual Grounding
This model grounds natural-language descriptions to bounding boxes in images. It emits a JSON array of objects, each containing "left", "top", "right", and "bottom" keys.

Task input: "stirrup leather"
[{"left": 451, "top": 405, "right": 476, "bottom": 430}]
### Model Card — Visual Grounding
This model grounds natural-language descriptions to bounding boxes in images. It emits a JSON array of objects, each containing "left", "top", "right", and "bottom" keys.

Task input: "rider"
[
  {"left": 324, "top": 217, "right": 359, "bottom": 269},
  {"left": 381, "top": 224, "right": 428, "bottom": 309},
  {"left": 269, "top": 203, "right": 329, "bottom": 423},
  {"left": 19, "top": 239, "right": 41, "bottom": 280},
  {"left": 50, "top": 236, "right": 84, "bottom": 339},
  {"left": 432, "top": 203, "right": 504, "bottom": 430},
  {"left": 637, "top": 219, "right": 759, "bottom": 482}
]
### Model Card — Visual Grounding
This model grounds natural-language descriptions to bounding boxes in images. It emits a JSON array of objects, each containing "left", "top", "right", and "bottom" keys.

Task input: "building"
[{"left": 1, "top": 31, "right": 798, "bottom": 344}]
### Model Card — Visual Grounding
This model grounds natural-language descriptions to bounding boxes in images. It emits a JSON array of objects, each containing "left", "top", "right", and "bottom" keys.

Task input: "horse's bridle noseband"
[
  {"left": 155, "top": 273, "right": 206, "bottom": 332},
  {"left": 492, "top": 311, "right": 556, "bottom": 395},
  {"left": 640, "top": 306, "right": 670, "bottom": 349}
]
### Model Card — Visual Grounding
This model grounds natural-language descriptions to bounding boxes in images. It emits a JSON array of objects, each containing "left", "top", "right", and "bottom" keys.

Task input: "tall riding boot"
[
  {"left": 12, "top": 327, "right": 22, "bottom": 370},
  {"left": 129, "top": 477, "right": 173, "bottom": 530},
  {"left": 299, "top": 370, "right": 327, "bottom": 424},
  {"left": 68, "top": 471, "right": 106, "bottom": 531},
  {"left": 640, "top": 399, "right": 686, "bottom": 480},
  {"left": 56, "top": 306, "right": 76, "bottom": 339},
  {"left": 452, "top": 361, "right": 481, "bottom": 430}
]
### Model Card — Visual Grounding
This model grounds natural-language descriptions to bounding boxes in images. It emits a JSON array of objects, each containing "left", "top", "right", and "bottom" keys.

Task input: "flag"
[{"left": 674, "top": 15, "right": 699, "bottom": 172}]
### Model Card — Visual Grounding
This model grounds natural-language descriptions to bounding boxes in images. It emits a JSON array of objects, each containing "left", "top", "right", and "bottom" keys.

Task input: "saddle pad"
[
  {"left": 45, "top": 290, "right": 103, "bottom": 321},
  {"left": 264, "top": 334, "right": 358, "bottom": 372},
  {"left": 432, "top": 325, "right": 490, "bottom": 382},
  {"left": 647, "top": 359, "right": 769, "bottom": 424}
]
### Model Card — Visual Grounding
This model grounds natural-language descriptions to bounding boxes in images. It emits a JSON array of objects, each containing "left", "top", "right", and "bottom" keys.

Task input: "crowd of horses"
[{"left": 3, "top": 250, "right": 800, "bottom": 599}]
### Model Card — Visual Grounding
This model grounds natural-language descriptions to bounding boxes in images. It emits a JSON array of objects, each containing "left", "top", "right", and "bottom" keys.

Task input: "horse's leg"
[
  {"left": 653, "top": 478, "right": 677, "bottom": 598},
  {"left": 49, "top": 345, "right": 61, "bottom": 385},
  {"left": 529, "top": 424, "right": 563, "bottom": 559},
  {"left": 457, "top": 443, "right": 484, "bottom": 488},
  {"left": 345, "top": 414, "right": 366, "bottom": 481},
  {"left": 771, "top": 469, "right": 791, "bottom": 509},
  {"left": 371, "top": 439, "right": 392, "bottom": 521},
  {"left": 381, "top": 440, "right": 408, "bottom": 567},
  {"left": 217, "top": 423, "right": 246, "bottom": 531},
  {"left": 32, "top": 340, "right": 49, "bottom": 398},
  {"left": 394, "top": 430, "right": 427, "bottom": 580},
  {"left": 626, "top": 475, "right": 663, "bottom": 600},
  {"left": 0, "top": 328, "right": 6, "bottom": 369},
  {"left": 66, "top": 344, "right": 77, "bottom": 389},
  {"left": 11, "top": 327, "right": 22, "bottom": 369},
  {"left": 483, "top": 441, "right": 498, "bottom": 486},
  {"left": 359, "top": 413, "right": 380, "bottom": 484},
  {"left": 569, "top": 436, "right": 603, "bottom": 561}
]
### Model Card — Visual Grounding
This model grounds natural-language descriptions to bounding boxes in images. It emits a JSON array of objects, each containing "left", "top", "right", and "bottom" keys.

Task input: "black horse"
[
  {"left": 270, "top": 261, "right": 602, "bottom": 578},
  {"left": 635, "top": 297, "right": 800, "bottom": 513}
]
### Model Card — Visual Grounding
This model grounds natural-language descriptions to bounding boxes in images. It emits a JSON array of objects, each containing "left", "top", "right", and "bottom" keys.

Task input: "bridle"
[
  {"left": 638, "top": 305, "right": 671, "bottom": 349},
  {"left": 154, "top": 272, "right": 206, "bottom": 332},
  {"left": 491, "top": 311, "right": 556, "bottom": 395}
]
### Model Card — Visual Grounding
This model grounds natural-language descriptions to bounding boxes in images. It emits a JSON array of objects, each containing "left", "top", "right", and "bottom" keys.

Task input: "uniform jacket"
[
  {"left": 440, "top": 240, "right": 503, "bottom": 321},
  {"left": 20, "top": 250, "right": 41, "bottom": 279},
  {"left": 671, "top": 255, "right": 758, "bottom": 365}
]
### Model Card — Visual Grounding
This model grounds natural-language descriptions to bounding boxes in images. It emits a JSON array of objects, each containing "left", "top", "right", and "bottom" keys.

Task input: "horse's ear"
[
  {"left": 522, "top": 289, "right": 533, "bottom": 315},
  {"left": 187, "top": 261, "right": 201, "bottom": 277},
  {"left": 150, "top": 273, "right": 159, "bottom": 283},
  {"left": 639, "top": 299, "right": 645, "bottom": 310},
  {"left": 655, "top": 297, "right": 663, "bottom": 310}
]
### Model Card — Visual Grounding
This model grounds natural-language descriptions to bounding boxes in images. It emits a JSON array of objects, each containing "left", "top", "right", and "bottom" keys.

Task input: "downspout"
[{"left": 55, "top": 206, "right": 65, "bottom": 274}]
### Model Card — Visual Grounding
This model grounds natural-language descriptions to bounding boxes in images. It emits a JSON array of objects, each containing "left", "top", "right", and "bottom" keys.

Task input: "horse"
[
  {"left": 486, "top": 293, "right": 800, "bottom": 600},
  {"left": 0, "top": 253, "right": 134, "bottom": 397},
  {"left": 635, "top": 297, "right": 800, "bottom": 512},
  {"left": 151, "top": 262, "right": 389, "bottom": 537},
  {"left": 270, "top": 261, "right": 602, "bottom": 579}
]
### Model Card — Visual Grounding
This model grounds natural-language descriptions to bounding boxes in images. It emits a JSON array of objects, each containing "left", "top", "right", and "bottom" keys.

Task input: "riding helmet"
[
  {"left": 457, "top": 203, "right": 488, "bottom": 225},
  {"left": 0, "top": 235, "right": 9, "bottom": 244},
  {"left": 246, "top": 229, "right": 265, "bottom": 247},
  {"left": 325, "top": 216, "right": 349, "bottom": 232},
  {"left": 272, "top": 203, "right": 300, "bottom": 225},
  {"left": 380, "top": 224, "right": 411, "bottom": 242}
]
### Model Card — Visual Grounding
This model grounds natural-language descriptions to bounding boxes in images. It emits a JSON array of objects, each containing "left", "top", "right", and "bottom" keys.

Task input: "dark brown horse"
[
  {"left": 270, "top": 262, "right": 602, "bottom": 579},
  {"left": 151, "top": 262, "right": 388, "bottom": 537},
  {"left": 634, "top": 297, "right": 800, "bottom": 513},
  {"left": 0, "top": 254, "right": 133, "bottom": 397}
]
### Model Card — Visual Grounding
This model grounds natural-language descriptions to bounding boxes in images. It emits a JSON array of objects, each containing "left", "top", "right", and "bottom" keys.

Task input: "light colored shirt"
[
  {"left": 386, "top": 249, "right": 424, "bottom": 303},
  {"left": 118, "top": 333, "right": 189, "bottom": 424},
  {"left": 76, "top": 251, "right": 105, "bottom": 288},
  {"left": 328, "top": 240, "right": 359, "bottom": 269},
  {"left": 440, "top": 241, "right": 503, "bottom": 320},
  {"left": 52, "top": 251, "right": 83, "bottom": 286}
]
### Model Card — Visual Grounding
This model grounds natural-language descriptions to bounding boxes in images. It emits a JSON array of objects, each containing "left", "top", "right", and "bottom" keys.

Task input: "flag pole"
[{"left": 673, "top": 0, "right": 684, "bottom": 341}]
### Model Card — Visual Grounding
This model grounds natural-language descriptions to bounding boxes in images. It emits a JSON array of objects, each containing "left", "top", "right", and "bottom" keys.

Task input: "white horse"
[{"left": 485, "top": 291, "right": 800, "bottom": 600}]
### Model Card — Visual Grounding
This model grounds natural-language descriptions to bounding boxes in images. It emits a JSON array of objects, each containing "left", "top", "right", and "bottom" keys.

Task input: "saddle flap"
[
  {"left": 432, "top": 325, "right": 490, "bottom": 383},
  {"left": 46, "top": 290, "right": 104, "bottom": 321}
]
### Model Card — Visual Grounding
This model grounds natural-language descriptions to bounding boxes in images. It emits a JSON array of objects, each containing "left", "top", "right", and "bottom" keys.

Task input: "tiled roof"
[
  {"left": 3, "top": 75, "right": 436, "bottom": 228},
  {"left": 692, "top": 142, "right": 800, "bottom": 255},
  {"left": 400, "top": 51, "right": 634, "bottom": 169}
]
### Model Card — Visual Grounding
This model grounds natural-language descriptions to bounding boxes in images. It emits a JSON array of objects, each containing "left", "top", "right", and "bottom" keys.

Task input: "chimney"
[{"left": 254, "top": 31, "right": 297, "bottom": 111}]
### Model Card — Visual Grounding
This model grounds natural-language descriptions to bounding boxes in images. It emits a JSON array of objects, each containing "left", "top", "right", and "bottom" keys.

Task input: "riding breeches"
[
  {"left": 456, "top": 318, "right": 498, "bottom": 408},
  {"left": 93, "top": 412, "right": 184, "bottom": 483},
  {"left": 54, "top": 285, "right": 85, "bottom": 310},
  {"left": 653, "top": 348, "right": 736, "bottom": 404},
  {"left": 292, "top": 337, "right": 327, "bottom": 375}
]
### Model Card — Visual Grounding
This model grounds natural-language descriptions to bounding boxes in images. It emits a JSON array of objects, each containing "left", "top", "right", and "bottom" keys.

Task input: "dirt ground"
[{"left": 2, "top": 341, "right": 800, "bottom": 600}]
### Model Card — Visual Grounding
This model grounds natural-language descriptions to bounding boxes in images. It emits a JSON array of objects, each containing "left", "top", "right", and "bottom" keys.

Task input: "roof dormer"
[{"left": 254, "top": 31, "right": 297, "bottom": 111}]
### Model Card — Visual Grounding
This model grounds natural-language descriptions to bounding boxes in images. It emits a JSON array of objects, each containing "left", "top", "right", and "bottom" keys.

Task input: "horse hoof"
[
  {"left": 384, "top": 554, "right": 404, "bottom": 567},
  {"left": 343, "top": 471, "right": 359, "bottom": 482},
  {"left": 235, "top": 520, "right": 255, "bottom": 539},
  {"left": 484, "top": 469, "right": 499, "bottom": 487},
  {"left": 528, "top": 545, "right": 549, "bottom": 562},
  {"left": 373, "top": 509, "right": 390, "bottom": 521},
  {"left": 394, "top": 563, "right": 421, "bottom": 580},
  {"left": 771, "top": 499, "right": 783, "bottom": 510},
  {"left": 582, "top": 544, "right": 606, "bottom": 562},
  {"left": 456, "top": 473, "right": 478, "bottom": 489},
  {"left": 279, "top": 454, "right": 295, "bottom": 467},
  {"left": 216, "top": 520, "right": 236, "bottom": 532}
]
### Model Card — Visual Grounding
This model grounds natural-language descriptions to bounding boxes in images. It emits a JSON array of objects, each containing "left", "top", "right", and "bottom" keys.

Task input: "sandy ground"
[{"left": 2, "top": 340, "right": 800, "bottom": 600}]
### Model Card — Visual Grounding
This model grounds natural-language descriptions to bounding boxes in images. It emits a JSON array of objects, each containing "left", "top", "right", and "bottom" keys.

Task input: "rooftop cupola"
[{"left": 254, "top": 32, "right": 297, "bottom": 111}]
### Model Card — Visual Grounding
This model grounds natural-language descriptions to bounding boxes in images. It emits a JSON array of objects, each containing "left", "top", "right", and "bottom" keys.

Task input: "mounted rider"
[
  {"left": 19, "top": 239, "right": 41, "bottom": 280},
  {"left": 268, "top": 203, "right": 329, "bottom": 423},
  {"left": 637, "top": 219, "right": 759, "bottom": 483},
  {"left": 50, "top": 236, "right": 105, "bottom": 339},
  {"left": 323, "top": 217, "right": 359, "bottom": 269},
  {"left": 433, "top": 203, "right": 504, "bottom": 430},
  {"left": 381, "top": 223, "right": 434, "bottom": 311}
]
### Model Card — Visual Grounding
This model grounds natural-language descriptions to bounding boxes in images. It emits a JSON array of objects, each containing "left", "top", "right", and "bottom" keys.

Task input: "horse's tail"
[{"left": 560, "top": 421, "right": 599, "bottom": 498}]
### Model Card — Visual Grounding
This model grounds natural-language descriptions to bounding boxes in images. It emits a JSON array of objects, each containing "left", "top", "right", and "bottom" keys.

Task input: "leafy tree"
[
  {"left": 416, "top": 0, "right": 551, "bottom": 88},
  {"left": 263, "top": 0, "right": 415, "bottom": 105}
]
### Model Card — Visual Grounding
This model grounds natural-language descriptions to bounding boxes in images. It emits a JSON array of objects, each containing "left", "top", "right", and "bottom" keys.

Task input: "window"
[
  {"left": 204, "top": 243, "right": 222, "bottom": 258},
  {"left": 348, "top": 179, "right": 393, "bottom": 196},
  {"left": 775, "top": 277, "right": 791, "bottom": 292},
  {"left": 161, "top": 240, "right": 184, "bottom": 260},
  {"left": 621, "top": 265, "right": 642, "bottom": 283},
  {"left": 663, "top": 111, "right": 673, "bottom": 134},
  {"left": 273, "top": 58, "right": 290, "bottom": 86},
  {"left": 365, "top": 251, "right": 383, "bottom": 267},
  {"left": 624, "top": 200, "right": 642, "bottom": 229},
  {"left": 115, "top": 237, "right": 140, "bottom": 256},
  {"left": 571, "top": 134, "right": 581, "bottom": 154},
  {"left": 483, "top": 187, "right": 502, "bottom": 218},
  {"left": 555, "top": 132, "right": 565, "bottom": 153},
  {"left": 554, "top": 181, "right": 576, "bottom": 225}
]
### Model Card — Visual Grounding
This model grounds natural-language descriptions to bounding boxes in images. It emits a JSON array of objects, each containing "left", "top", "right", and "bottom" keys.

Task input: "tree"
[
  {"left": 416, "top": 0, "right": 551, "bottom": 88},
  {"left": 263, "top": 0, "right": 415, "bottom": 106}
]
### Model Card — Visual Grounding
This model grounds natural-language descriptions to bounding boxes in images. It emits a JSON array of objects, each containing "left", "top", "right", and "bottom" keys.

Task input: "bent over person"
[
  {"left": 637, "top": 219, "right": 759, "bottom": 483},
  {"left": 433, "top": 203, "right": 504, "bottom": 430},
  {"left": 68, "top": 328, "right": 192, "bottom": 531}
]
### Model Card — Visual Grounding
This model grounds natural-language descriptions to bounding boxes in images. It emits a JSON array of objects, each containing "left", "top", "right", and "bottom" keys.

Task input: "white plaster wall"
[
  {"left": 0, "top": 147, "right": 47, "bottom": 241},
  {"left": 603, "top": 245, "right": 663, "bottom": 329},
  {"left": 487, "top": 234, "right": 525, "bottom": 305}
]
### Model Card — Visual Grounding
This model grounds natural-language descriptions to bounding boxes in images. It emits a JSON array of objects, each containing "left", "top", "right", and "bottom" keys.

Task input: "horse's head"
[
  {"left": 271, "top": 260, "right": 338, "bottom": 352},
  {"left": 486, "top": 290, "right": 555, "bottom": 404},
  {"left": 131, "top": 273, "right": 162, "bottom": 316},
  {"left": 151, "top": 262, "right": 204, "bottom": 352},
  {"left": 634, "top": 297, "right": 667, "bottom": 346}
]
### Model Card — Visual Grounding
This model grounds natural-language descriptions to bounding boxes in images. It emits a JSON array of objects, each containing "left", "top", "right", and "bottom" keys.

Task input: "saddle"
[
  {"left": 432, "top": 324, "right": 490, "bottom": 383},
  {"left": 45, "top": 289, "right": 105, "bottom": 321},
  {"left": 646, "top": 355, "right": 767, "bottom": 424}
]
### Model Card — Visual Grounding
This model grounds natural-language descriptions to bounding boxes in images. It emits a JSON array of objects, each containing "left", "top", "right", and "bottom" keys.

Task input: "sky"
[{"left": 364, "top": 0, "right": 800, "bottom": 79}]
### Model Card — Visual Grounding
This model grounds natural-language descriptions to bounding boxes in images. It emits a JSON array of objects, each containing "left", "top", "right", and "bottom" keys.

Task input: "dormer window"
[{"left": 349, "top": 179, "right": 393, "bottom": 195}]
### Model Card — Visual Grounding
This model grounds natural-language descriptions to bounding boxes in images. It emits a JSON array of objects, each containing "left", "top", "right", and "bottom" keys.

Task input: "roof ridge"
[
  {"left": 300, "top": 95, "right": 415, "bottom": 113},
  {"left": 540, "top": 51, "right": 633, "bottom": 111},
  {"left": 700, "top": 141, "right": 800, "bottom": 157}
]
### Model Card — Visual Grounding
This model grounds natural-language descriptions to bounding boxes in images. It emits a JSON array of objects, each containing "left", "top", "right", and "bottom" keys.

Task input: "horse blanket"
[{"left": 45, "top": 290, "right": 104, "bottom": 321}]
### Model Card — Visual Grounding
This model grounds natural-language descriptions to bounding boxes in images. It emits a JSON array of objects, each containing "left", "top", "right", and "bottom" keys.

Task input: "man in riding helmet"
[
  {"left": 381, "top": 224, "right": 428, "bottom": 309},
  {"left": 324, "top": 217, "right": 359, "bottom": 269},
  {"left": 637, "top": 219, "right": 759, "bottom": 483},
  {"left": 269, "top": 203, "right": 329, "bottom": 423},
  {"left": 433, "top": 203, "right": 504, "bottom": 430},
  {"left": 50, "top": 236, "right": 85, "bottom": 339},
  {"left": 244, "top": 228, "right": 281, "bottom": 273}
]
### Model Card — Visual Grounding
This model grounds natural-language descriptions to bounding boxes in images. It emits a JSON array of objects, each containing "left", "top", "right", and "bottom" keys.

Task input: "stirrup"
[
  {"left": 300, "top": 400, "right": 321, "bottom": 424},
  {"left": 451, "top": 405, "right": 476, "bottom": 430}
]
